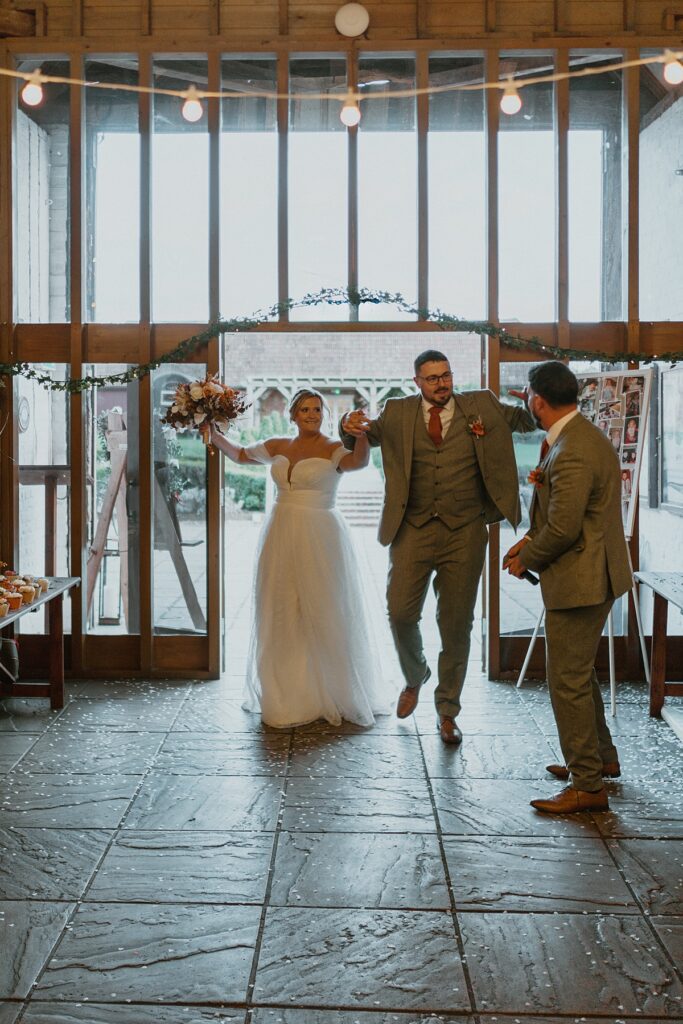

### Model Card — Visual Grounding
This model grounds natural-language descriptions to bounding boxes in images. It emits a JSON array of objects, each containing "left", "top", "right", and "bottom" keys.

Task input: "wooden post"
[
  {"left": 485, "top": 0, "right": 497, "bottom": 32},
  {"left": 139, "top": 52, "right": 153, "bottom": 675},
  {"left": 348, "top": 48, "right": 358, "bottom": 321},
  {"left": 69, "top": 52, "right": 85, "bottom": 673},
  {"left": 48, "top": 593, "right": 64, "bottom": 709},
  {"left": 416, "top": 50, "right": 429, "bottom": 315},
  {"left": 555, "top": 48, "right": 569, "bottom": 346},
  {"left": 649, "top": 592, "right": 667, "bottom": 716},
  {"left": 0, "top": 44, "right": 17, "bottom": 569},
  {"left": 277, "top": 54, "right": 289, "bottom": 322},
  {"left": 207, "top": 51, "right": 221, "bottom": 677},
  {"left": 485, "top": 50, "right": 500, "bottom": 680},
  {"left": 625, "top": 47, "right": 642, "bottom": 679}
]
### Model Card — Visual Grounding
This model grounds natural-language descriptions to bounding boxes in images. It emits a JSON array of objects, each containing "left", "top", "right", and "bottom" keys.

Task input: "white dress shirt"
[{"left": 421, "top": 396, "right": 456, "bottom": 439}]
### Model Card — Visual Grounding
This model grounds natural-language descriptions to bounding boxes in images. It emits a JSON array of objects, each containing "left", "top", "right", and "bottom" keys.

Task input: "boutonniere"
[
  {"left": 528, "top": 468, "right": 545, "bottom": 487},
  {"left": 467, "top": 415, "right": 486, "bottom": 438}
]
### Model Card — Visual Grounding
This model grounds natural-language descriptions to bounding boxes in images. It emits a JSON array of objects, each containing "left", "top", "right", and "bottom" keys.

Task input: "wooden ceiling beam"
[{"left": 0, "top": 3, "right": 35, "bottom": 36}]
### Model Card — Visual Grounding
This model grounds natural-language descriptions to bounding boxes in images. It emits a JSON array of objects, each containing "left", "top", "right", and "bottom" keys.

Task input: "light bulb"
[
  {"left": 340, "top": 96, "right": 361, "bottom": 127},
  {"left": 663, "top": 50, "right": 683, "bottom": 85},
  {"left": 21, "top": 71, "right": 44, "bottom": 108},
  {"left": 181, "top": 86, "right": 204, "bottom": 123},
  {"left": 500, "top": 81, "right": 522, "bottom": 116}
]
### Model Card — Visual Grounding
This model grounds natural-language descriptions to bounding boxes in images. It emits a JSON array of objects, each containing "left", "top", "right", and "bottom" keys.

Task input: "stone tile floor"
[{"left": 1, "top": 673, "right": 682, "bottom": 1024}]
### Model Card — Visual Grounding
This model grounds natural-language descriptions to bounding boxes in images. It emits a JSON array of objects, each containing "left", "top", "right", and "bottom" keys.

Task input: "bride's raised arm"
[
  {"left": 206, "top": 424, "right": 259, "bottom": 464},
  {"left": 337, "top": 432, "right": 370, "bottom": 473}
]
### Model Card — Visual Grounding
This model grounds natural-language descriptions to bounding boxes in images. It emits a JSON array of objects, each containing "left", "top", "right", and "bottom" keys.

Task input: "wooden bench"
[
  {"left": 0, "top": 577, "right": 80, "bottom": 711},
  {"left": 634, "top": 571, "right": 683, "bottom": 717}
]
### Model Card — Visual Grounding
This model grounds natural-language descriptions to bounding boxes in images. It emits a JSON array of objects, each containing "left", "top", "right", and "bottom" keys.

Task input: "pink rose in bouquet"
[{"left": 160, "top": 373, "right": 249, "bottom": 449}]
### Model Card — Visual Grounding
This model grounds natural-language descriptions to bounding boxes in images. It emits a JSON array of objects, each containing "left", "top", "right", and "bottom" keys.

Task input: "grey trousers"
[
  {"left": 386, "top": 515, "right": 488, "bottom": 718},
  {"left": 544, "top": 597, "right": 619, "bottom": 793}
]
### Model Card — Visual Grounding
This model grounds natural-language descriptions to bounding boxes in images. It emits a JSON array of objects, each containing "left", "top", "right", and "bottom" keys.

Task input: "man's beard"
[{"left": 431, "top": 390, "right": 452, "bottom": 406}]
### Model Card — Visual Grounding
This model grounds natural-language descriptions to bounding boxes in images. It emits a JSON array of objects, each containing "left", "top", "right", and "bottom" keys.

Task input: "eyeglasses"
[{"left": 417, "top": 371, "right": 453, "bottom": 386}]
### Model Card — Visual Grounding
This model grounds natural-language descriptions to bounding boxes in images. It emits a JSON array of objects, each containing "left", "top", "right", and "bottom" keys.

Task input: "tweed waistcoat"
[{"left": 405, "top": 409, "right": 486, "bottom": 529}]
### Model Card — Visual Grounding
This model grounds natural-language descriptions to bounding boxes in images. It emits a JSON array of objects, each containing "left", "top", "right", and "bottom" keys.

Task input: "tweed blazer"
[
  {"left": 342, "top": 390, "right": 535, "bottom": 546},
  {"left": 520, "top": 412, "right": 632, "bottom": 610}
]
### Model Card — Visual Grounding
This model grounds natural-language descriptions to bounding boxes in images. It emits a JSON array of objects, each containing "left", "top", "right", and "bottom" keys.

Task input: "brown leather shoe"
[
  {"left": 546, "top": 761, "right": 621, "bottom": 781},
  {"left": 530, "top": 785, "right": 609, "bottom": 814},
  {"left": 438, "top": 716, "right": 463, "bottom": 745},
  {"left": 396, "top": 686, "right": 420, "bottom": 719}
]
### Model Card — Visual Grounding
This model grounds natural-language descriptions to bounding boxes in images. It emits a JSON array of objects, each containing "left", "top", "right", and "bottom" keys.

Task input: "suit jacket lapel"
[
  {"left": 453, "top": 392, "right": 485, "bottom": 472},
  {"left": 403, "top": 395, "right": 422, "bottom": 480}
]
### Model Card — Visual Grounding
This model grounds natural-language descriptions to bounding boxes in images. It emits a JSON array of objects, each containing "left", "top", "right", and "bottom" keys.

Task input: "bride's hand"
[{"left": 343, "top": 410, "right": 371, "bottom": 436}]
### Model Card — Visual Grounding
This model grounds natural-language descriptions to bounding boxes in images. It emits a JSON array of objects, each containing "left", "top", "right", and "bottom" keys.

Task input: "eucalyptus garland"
[{"left": 0, "top": 287, "right": 679, "bottom": 393}]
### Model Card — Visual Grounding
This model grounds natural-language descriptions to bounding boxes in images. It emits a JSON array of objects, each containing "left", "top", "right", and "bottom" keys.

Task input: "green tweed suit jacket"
[
  {"left": 520, "top": 412, "right": 632, "bottom": 610},
  {"left": 342, "top": 390, "right": 535, "bottom": 547}
]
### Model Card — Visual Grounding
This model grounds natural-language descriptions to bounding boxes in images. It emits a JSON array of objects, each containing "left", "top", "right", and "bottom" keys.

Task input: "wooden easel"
[
  {"left": 86, "top": 410, "right": 206, "bottom": 632},
  {"left": 86, "top": 410, "right": 128, "bottom": 623}
]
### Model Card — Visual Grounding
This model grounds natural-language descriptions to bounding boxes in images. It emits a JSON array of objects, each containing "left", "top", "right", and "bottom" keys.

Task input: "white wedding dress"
[{"left": 241, "top": 442, "right": 392, "bottom": 728}]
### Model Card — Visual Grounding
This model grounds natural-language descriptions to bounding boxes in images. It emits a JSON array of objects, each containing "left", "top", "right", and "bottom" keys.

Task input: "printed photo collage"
[{"left": 577, "top": 373, "right": 646, "bottom": 513}]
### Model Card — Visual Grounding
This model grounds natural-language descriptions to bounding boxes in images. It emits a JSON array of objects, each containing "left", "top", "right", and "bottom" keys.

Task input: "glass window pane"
[
  {"left": 569, "top": 52, "right": 625, "bottom": 322},
  {"left": 220, "top": 57, "right": 278, "bottom": 318},
  {"left": 639, "top": 365, "right": 683, "bottom": 635},
  {"left": 16, "top": 365, "right": 70, "bottom": 635},
  {"left": 153, "top": 364, "right": 207, "bottom": 635},
  {"left": 428, "top": 55, "right": 486, "bottom": 319},
  {"left": 498, "top": 54, "right": 555, "bottom": 322},
  {"left": 289, "top": 57, "right": 348, "bottom": 321},
  {"left": 660, "top": 365, "right": 683, "bottom": 508},
  {"left": 222, "top": 330, "right": 483, "bottom": 673},
  {"left": 14, "top": 59, "right": 70, "bottom": 323},
  {"left": 639, "top": 50, "right": 683, "bottom": 320},
  {"left": 85, "top": 58, "right": 140, "bottom": 323},
  {"left": 84, "top": 369, "right": 141, "bottom": 635},
  {"left": 152, "top": 58, "right": 209, "bottom": 322},
  {"left": 358, "top": 55, "right": 417, "bottom": 320}
]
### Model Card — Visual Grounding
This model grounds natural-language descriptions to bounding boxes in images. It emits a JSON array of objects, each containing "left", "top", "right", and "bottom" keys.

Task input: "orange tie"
[
  {"left": 428, "top": 406, "right": 443, "bottom": 446},
  {"left": 539, "top": 437, "right": 550, "bottom": 462}
]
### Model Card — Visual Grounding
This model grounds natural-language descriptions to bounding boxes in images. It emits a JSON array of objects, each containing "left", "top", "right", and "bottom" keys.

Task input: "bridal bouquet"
[{"left": 160, "top": 373, "right": 249, "bottom": 446}]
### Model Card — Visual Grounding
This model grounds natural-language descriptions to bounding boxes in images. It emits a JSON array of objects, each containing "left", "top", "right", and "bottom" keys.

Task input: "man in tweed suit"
[
  {"left": 342, "top": 350, "right": 535, "bottom": 743},
  {"left": 504, "top": 361, "right": 632, "bottom": 813}
]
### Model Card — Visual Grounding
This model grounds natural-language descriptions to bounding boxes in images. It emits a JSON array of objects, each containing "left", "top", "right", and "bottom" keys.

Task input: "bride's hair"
[{"left": 289, "top": 387, "right": 328, "bottom": 421}]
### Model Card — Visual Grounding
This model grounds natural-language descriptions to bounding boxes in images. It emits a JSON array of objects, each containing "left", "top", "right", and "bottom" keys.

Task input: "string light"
[
  {"left": 181, "top": 85, "right": 204, "bottom": 123},
  {"left": 500, "top": 78, "right": 522, "bottom": 115},
  {"left": 340, "top": 94, "right": 361, "bottom": 127},
  {"left": 20, "top": 69, "right": 45, "bottom": 108},
  {"left": 662, "top": 49, "right": 683, "bottom": 85},
  {"left": 2, "top": 47, "right": 683, "bottom": 113}
]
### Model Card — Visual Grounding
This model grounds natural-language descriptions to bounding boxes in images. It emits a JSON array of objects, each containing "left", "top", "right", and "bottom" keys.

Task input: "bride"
[{"left": 208, "top": 388, "right": 391, "bottom": 728}]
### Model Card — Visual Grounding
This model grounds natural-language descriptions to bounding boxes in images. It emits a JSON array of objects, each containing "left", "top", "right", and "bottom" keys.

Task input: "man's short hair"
[
  {"left": 414, "top": 350, "right": 449, "bottom": 375},
  {"left": 528, "top": 361, "right": 579, "bottom": 407}
]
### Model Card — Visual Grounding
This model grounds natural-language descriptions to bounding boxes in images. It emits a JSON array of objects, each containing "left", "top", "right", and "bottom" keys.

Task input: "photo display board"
[{"left": 575, "top": 368, "right": 652, "bottom": 540}]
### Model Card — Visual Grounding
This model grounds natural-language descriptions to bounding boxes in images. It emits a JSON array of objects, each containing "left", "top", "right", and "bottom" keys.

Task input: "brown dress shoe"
[
  {"left": 438, "top": 716, "right": 463, "bottom": 745},
  {"left": 546, "top": 761, "right": 621, "bottom": 781},
  {"left": 396, "top": 686, "right": 420, "bottom": 719},
  {"left": 530, "top": 785, "right": 609, "bottom": 814}
]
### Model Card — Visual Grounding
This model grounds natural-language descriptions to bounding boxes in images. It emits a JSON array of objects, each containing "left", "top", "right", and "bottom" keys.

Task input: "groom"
[{"left": 342, "top": 350, "right": 535, "bottom": 743}]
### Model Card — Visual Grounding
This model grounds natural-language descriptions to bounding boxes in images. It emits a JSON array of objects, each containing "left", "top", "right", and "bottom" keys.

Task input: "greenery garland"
[{"left": 0, "top": 287, "right": 679, "bottom": 393}]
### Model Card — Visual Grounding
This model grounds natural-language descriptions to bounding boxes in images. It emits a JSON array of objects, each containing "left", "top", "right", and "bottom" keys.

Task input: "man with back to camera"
[
  {"left": 504, "top": 360, "right": 632, "bottom": 813},
  {"left": 341, "top": 350, "right": 535, "bottom": 744}
]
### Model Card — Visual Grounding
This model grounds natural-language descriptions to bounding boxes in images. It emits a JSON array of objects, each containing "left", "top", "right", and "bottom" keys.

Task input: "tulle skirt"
[{"left": 242, "top": 501, "right": 392, "bottom": 728}]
